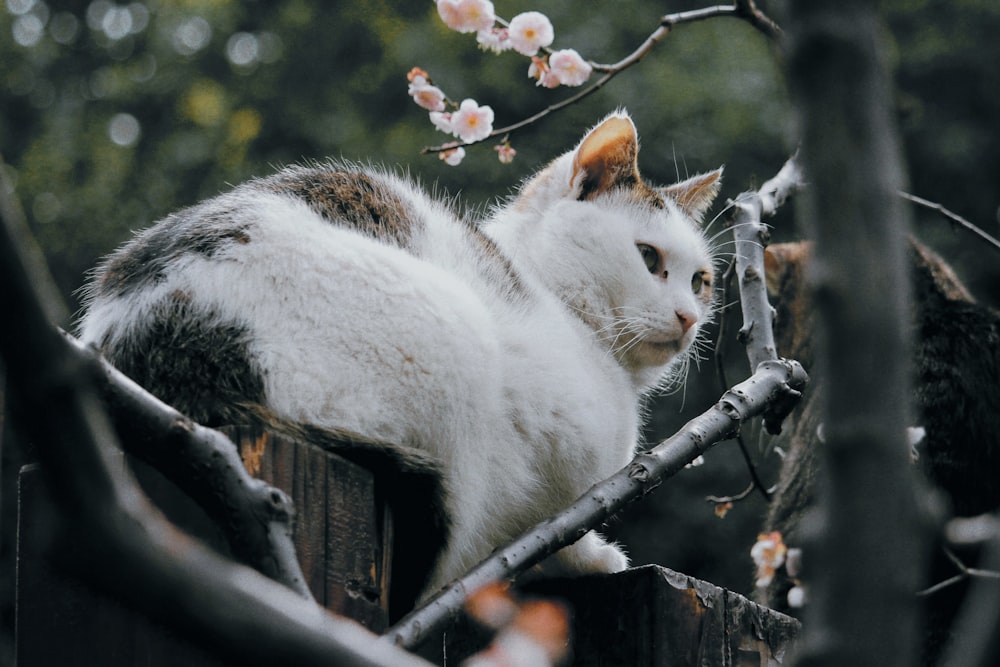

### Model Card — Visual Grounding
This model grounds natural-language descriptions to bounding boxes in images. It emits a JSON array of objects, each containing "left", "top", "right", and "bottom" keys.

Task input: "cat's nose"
[{"left": 676, "top": 310, "right": 696, "bottom": 333}]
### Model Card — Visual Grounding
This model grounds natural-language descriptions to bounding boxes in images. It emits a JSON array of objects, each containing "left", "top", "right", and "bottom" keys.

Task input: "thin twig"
[
  {"left": 422, "top": 1, "right": 783, "bottom": 154},
  {"left": 707, "top": 480, "right": 755, "bottom": 505},
  {"left": 733, "top": 432, "right": 773, "bottom": 501},
  {"left": 899, "top": 190, "right": 1000, "bottom": 257},
  {"left": 916, "top": 546, "right": 1000, "bottom": 597}
]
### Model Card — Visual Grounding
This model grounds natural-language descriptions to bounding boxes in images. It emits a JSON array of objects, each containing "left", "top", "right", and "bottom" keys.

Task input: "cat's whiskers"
[
  {"left": 701, "top": 198, "right": 737, "bottom": 235},
  {"left": 705, "top": 220, "right": 768, "bottom": 247}
]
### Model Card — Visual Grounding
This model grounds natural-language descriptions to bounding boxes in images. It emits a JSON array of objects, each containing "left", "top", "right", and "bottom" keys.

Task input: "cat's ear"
[
  {"left": 570, "top": 114, "right": 640, "bottom": 200},
  {"left": 662, "top": 168, "right": 724, "bottom": 222}
]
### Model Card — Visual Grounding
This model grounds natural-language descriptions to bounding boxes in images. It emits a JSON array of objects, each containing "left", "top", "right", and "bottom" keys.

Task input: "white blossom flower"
[
  {"left": 507, "top": 11, "right": 553, "bottom": 56},
  {"left": 787, "top": 585, "right": 807, "bottom": 609},
  {"left": 547, "top": 48, "right": 592, "bottom": 87},
  {"left": 494, "top": 142, "right": 516, "bottom": 164},
  {"left": 436, "top": 0, "right": 495, "bottom": 34},
  {"left": 439, "top": 146, "right": 466, "bottom": 166},
  {"left": 750, "top": 531, "right": 787, "bottom": 588},
  {"left": 450, "top": 98, "right": 494, "bottom": 143},
  {"left": 429, "top": 111, "right": 453, "bottom": 134},
  {"left": 476, "top": 26, "right": 511, "bottom": 53},
  {"left": 408, "top": 78, "right": 446, "bottom": 111}
]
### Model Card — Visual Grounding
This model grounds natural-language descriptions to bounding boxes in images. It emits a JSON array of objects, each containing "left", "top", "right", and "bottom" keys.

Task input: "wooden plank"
[
  {"left": 322, "top": 445, "right": 385, "bottom": 630},
  {"left": 228, "top": 427, "right": 389, "bottom": 630},
  {"left": 16, "top": 427, "right": 393, "bottom": 665},
  {"left": 426, "top": 565, "right": 800, "bottom": 666}
]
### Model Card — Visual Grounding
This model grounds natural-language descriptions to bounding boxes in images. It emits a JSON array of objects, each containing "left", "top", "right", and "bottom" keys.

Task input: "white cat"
[{"left": 77, "top": 112, "right": 721, "bottom": 601}]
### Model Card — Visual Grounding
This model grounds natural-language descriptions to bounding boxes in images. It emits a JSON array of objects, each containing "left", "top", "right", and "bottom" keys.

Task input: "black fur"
[
  {"left": 102, "top": 291, "right": 267, "bottom": 429},
  {"left": 761, "top": 239, "right": 1000, "bottom": 665}
]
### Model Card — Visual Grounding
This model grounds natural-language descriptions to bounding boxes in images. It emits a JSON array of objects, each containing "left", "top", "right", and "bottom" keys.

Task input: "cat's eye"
[
  {"left": 637, "top": 244, "right": 661, "bottom": 275},
  {"left": 691, "top": 271, "right": 710, "bottom": 293}
]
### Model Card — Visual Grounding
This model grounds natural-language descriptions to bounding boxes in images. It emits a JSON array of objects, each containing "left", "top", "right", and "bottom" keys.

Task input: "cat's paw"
[{"left": 557, "top": 531, "right": 630, "bottom": 575}]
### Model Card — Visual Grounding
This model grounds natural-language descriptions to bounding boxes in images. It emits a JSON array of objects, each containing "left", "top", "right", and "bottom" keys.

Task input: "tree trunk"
[{"left": 784, "top": 2, "right": 928, "bottom": 665}]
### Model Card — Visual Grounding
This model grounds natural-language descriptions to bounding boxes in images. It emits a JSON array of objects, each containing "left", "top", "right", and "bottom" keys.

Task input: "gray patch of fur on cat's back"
[
  {"left": 92, "top": 203, "right": 253, "bottom": 299},
  {"left": 260, "top": 162, "right": 416, "bottom": 247}
]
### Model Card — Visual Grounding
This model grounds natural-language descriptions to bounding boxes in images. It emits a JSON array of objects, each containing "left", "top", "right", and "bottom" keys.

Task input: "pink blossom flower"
[
  {"left": 437, "top": 0, "right": 495, "bottom": 34},
  {"left": 406, "top": 67, "right": 430, "bottom": 83},
  {"left": 476, "top": 26, "right": 511, "bottom": 53},
  {"left": 450, "top": 98, "right": 494, "bottom": 143},
  {"left": 547, "top": 48, "right": 592, "bottom": 87},
  {"left": 751, "top": 531, "right": 787, "bottom": 588},
  {"left": 527, "top": 56, "right": 550, "bottom": 85},
  {"left": 494, "top": 142, "right": 516, "bottom": 164},
  {"left": 507, "top": 11, "right": 553, "bottom": 56},
  {"left": 527, "top": 59, "right": 560, "bottom": 88},
  {"left": 429, "top": 111, "right": 453, "bottom": 134},
  {"left": 408, "top": 78, "right": 446, "bottom": 112},
  {"left": 439, "top": 146, "right": 466, "bottom": 166}
]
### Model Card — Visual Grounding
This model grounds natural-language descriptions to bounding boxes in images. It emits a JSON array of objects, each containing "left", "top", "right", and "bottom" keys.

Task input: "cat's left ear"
[
  {"left": 570, "top": 114, "right": 640, "bottom": 201},
  {"left": 662, "top": 168, "right": 724, "bottom": 223}
]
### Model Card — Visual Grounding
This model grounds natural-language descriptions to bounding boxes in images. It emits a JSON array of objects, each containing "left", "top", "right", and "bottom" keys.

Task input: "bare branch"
[
  {"left": 916, "top": 546, "right": 1000, "bottom": 598},
  {"left": 730, "top": 154, "right": 805, "bottom": 394},
  {"left": 899, "top": 190, "right": 1000, "bottom": 257},
  {"left": 422, "top": 1, "right": 783, "bottom": 154},
  {"left": 383, "top": 358, "right": 808, "bottom": 650},
  {"left": 0, "top": 174, "right": 432, "bottom": 667}
]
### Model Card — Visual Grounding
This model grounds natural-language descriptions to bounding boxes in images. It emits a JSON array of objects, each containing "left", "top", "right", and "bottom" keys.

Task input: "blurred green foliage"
[{"left": 1, "top": 0, "right": 998, "bottom": 599}]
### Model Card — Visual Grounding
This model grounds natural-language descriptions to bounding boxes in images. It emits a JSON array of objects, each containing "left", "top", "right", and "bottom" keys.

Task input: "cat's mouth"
[{"left": 636, "top": 335, "right": 684, "bottom": 362}]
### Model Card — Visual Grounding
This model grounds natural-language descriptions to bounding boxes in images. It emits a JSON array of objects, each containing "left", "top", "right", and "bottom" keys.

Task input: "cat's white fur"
[{"left": 78, "top": 112, "right": 720, "bottom": 597}]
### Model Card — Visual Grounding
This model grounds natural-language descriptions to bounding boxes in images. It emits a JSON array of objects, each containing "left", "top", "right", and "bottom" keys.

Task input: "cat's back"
[{"left": 77, "top": 162, "right": 504, "bottom": 433}]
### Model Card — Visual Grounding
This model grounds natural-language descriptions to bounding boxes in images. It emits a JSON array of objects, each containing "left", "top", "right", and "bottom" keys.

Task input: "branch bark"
[
  {"left": 731, "top": 153, "right": 805, "bottom": 380},
  {"left": 383, "top": 358, "right": 808, "bottom": 650},
  {"left": 785, "top": 2, "right": 926, "bottom": 665},
  {"left": 0, "top": 174, "right": 432, "bottom": 667}
]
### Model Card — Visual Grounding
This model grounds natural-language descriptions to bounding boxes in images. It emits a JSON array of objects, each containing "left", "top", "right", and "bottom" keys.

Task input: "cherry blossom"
[
  {"left": 476, "top": 26, "right": 511, "bottom": 53},
  {"left": 507, "top": 11, "right": 554, "bottom": 56},
  {"left": 494, "top": 142, "right": 516, "bottom": 164},
  {"left": 406, "top": 67, "right": 429, "bottom": 82},
  {"left": 750, "top": 530, "right": 787, "bottom": 588},
  {"left": 528, "top": 55, "right": 555, "bottom": 87},
  {"left": 429, "top": 110, "right": 453, "bottom": 134},
  {"left": 436, "top": 0, "right": 495, "bottom": 34},
  {"left": 547, "top": 48, "right": 592, "bottom": 86},
  {"left": 450, "top": 98, "right": 494, "bottom": 142},
  {"left": 440, "top": 146, "right": 466, "bottom": 166},
  {"left": 408, "top": 76, "right": 447, "bottom": 112}
]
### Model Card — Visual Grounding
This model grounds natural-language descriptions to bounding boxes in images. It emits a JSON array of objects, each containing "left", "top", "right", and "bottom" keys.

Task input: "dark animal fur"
[{"left": 760, "top": 239, "right": 1000, "bottom": 665}]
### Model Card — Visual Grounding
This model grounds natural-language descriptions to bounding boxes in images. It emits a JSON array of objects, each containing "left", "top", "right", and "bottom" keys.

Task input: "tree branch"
[
  {"left": 898, "top": 190, "right": 1000, "bottom": 257},
  {"left": 422, "top": 1, "right": 783, "bottom": 154},
  {"left": 730, "top": 153, "right": 806, "bottom": 424},
  {"left": 0, "top": 173, "right": 432, "bottom": 667},
  {"left": 383, "top": 358, "right": 808, "bottom": 650}
]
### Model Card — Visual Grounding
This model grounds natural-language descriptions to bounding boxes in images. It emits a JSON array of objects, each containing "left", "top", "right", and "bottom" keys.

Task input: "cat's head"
[{"left": 502, "top": 112, "right": 722, "bottom": 390}]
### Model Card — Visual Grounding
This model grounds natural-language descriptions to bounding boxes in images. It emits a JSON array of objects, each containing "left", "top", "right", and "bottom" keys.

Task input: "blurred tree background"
[{"left": 0, "top": 0, "right": 998, "bottom": 661}]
